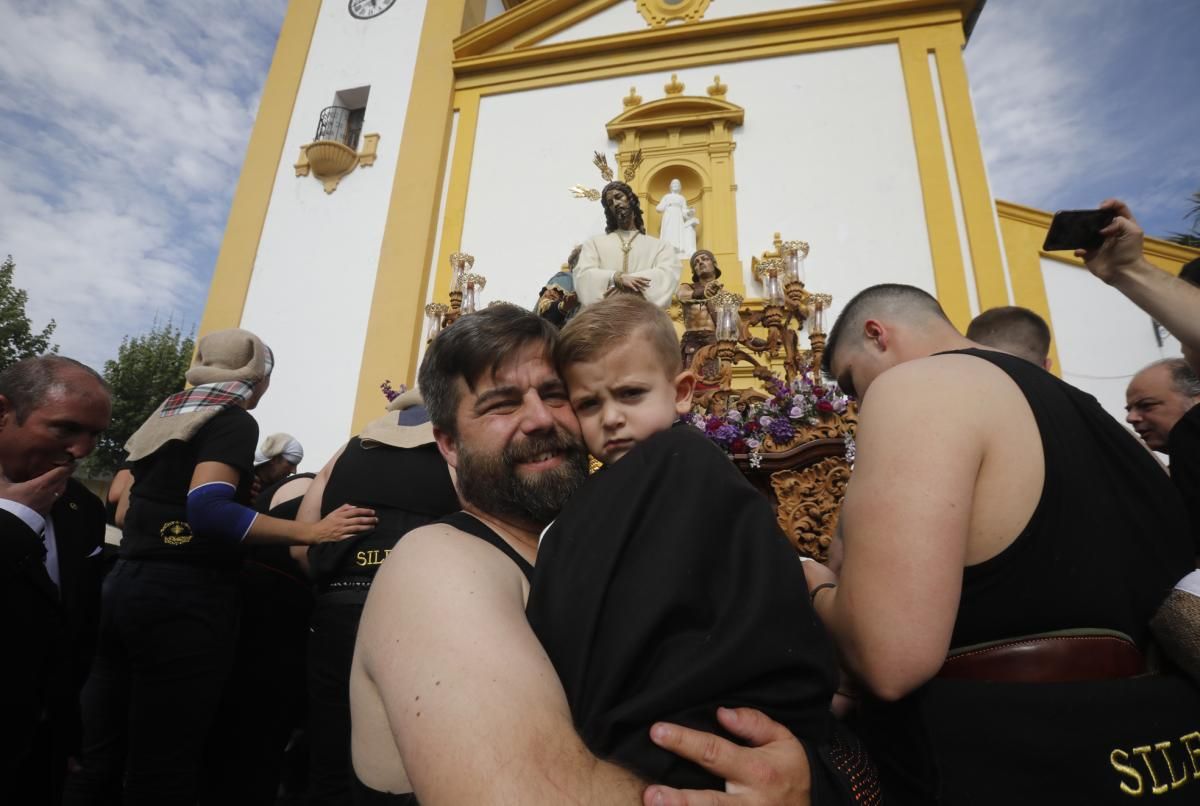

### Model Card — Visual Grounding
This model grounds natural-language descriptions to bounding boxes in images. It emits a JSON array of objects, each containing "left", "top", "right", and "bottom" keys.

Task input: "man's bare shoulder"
[
  {"left": 863, "top": 353, "right": 1016, "bottom": 414},
  {"left": 372, "top": 521, "right": 528, "bottom": 598}
]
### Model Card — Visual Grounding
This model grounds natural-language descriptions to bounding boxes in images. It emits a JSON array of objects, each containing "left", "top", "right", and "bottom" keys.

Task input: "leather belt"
[{"left": 938, "top": 633, "right": 1145, "bottom": 684}]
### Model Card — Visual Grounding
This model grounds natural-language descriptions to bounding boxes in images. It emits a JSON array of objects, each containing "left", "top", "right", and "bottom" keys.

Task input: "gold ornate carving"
[
  {"left": 636, "top": 0, "right": 713, "bottom": 28},
  {"left": 707, "top": 75, "right": 728, "bottom": 99},
  {"left": 771, "top": 456, "right": 851, "bottom": 562},
  {"left": 294, "top": 132, "right": 382, "bottom": 193},
  {"left": 623, "top": 86, "right": 643, "bottom": 108},
  {"left": 663, "top": 74, "right": 685, "bottom": 96}
]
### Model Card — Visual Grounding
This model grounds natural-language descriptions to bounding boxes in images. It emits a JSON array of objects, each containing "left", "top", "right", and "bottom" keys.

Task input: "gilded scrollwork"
[{"left": 771, "top": 456, "right": 852, "bottom": 562}]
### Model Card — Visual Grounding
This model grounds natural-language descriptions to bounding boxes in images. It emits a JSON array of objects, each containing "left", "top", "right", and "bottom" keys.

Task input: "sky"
[{"left": 1, "top": 0, "right": 1197, "bottom": 372}]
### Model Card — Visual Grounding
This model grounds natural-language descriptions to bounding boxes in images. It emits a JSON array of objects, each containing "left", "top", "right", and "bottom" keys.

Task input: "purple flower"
[
  {"left": 789, "top": 405, "right": 805, "bottom": 419},
  {"left": 767, "top": 417, "right": 795, "bottom": 443},
  {"left": 759, "top": 415, "right": 773, "bottom": 427}
]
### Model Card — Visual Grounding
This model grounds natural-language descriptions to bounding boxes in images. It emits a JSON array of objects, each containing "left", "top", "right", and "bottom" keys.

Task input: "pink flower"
[{"left": 816, "top": 400, "right": 834, "bottom": 413}]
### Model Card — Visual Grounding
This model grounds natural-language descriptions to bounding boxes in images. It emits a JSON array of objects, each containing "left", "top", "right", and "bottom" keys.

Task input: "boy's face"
[{"left": 563, "top": 337, "right": 694, "bottom": 465}]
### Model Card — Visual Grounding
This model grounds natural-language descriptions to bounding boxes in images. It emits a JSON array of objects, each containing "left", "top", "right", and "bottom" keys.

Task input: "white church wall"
[
  {"left": 239, "top": 0, "right": 428, "bottom": 466},
  {"left": 483, "top": 0, "right": 508, "bottom": 23},
  {"left": 455, "top": 43, "right": 936, "bottom": 333},
  {"left": 1041, "top": 257, "right": 1182, "bottom": 428}
]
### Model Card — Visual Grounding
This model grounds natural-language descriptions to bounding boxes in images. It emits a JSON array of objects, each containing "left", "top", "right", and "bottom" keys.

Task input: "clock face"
[{"left": 348, "top": 0, "right": 397, "bottom": 20}]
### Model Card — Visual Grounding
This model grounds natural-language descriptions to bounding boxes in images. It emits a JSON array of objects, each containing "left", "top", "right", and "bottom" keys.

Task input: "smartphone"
[{"left": 1042, "top": 209, "right": 1115, "bottom": 252}]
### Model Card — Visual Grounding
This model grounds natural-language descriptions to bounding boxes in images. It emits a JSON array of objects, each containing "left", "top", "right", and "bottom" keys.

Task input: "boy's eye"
[
  {"left": 618, "top": 388, "right": 645, "bottom": 400},
  {"left": 574, "top": 398, "right": 598, "bottom": 412}
]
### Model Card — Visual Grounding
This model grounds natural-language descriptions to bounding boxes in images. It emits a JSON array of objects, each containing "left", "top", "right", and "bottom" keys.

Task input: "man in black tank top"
[
  {"left": 808, "top": 283, "right": 1200, "bottom": 804},
  {"left": 348, "top": 305, "right": 820, "bottom": 804}
]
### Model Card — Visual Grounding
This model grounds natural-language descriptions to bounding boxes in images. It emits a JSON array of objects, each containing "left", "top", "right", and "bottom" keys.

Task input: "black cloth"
[
  {"left": 65, "top": 405, "right": 258, "bottom": 806},
  {"left": 306, "top": 439, "right": 458, "bottom": 806},
  {"left": 526, "top": 425, "right": 840, "bottom": 792},
  {"left": 1169, "top": 404, "right": 1200, "bottom": 555},
  {"left": 857, "top": 349, "right": 1200, "bottom": 805},
  {"left": 350, "top": 510, "right": 532, "bottom": 805},
  {"left": 120, "top": 407, "right": 257, "bottom": 565},
  {"left": 200, "top": 474, "right": 317, "bottom": 806},
  {"left": 1, "top": 478, "right": 105, "bottom": 805}
]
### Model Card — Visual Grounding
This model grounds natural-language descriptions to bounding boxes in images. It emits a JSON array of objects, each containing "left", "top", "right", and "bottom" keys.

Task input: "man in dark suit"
[{"left": 0, "top": 355, "right": 111, "bottom": 804}]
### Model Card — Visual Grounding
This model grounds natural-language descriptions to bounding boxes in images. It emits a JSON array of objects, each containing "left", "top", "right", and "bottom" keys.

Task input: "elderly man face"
[
  {"left": 0, "top": 367, "right": 111, "bottom": 482},
  {"left": 1125, "top": 363, "right": 1199, "bottom": 453}
]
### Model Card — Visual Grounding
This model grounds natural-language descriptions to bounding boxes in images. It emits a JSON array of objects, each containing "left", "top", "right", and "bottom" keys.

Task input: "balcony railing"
[{"left": 314, "top": 106, "right": 364, "bottom": 150}]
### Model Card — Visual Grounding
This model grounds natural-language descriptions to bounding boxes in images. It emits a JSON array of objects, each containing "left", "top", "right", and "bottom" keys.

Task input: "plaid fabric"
[{"left": 158, "top": 381, "right": 255, "bottom": 418}]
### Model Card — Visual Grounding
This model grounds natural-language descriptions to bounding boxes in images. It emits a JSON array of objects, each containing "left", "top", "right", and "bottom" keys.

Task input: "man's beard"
[{"left": 456, "top": 428, "right": 589, "bottom": 528}]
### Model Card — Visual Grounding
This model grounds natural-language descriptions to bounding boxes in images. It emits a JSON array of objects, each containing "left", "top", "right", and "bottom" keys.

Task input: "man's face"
[
  {"left": 604, "top": 187, "right": 632, "bottom": 225},
  {"left": 829, "top": 334, "right": 895, "bottom": 402},
  {"left": 442, "top": 342, "right": 588, "bottom": 528},
  {"left": 1125, "top": 365, "right": 1197, "bottom": 453},
  {"left": 564, "top": 337, "right": 692, "bottom": 465},
  {"left": 0, "top": 372, "right": 111, "bottom": 482},
  {"left": 693, "top": 253, "right": 717, "bottom": 284}
]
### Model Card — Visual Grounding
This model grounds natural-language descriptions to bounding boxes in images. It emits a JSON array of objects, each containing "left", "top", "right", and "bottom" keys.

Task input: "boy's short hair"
[{"left": 555, "top": 295, "right": 682, "bottom": 379}]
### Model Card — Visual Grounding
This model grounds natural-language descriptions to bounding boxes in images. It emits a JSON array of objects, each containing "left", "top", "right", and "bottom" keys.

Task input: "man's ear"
[
  {"left": 433, "top": 427, "right": 459, "bottom": 470},
  {"left": 863, "top": 319, "right": 888, "bottom": 351},
  {"left": 0, "top": 394, "right": 12, "bottom": 431},
  {"left": 673, "top": 370, "right": 697, "bottom": 415},
  {"left": 1042, "top": 356, "right": 1054, "bottom": 372}
]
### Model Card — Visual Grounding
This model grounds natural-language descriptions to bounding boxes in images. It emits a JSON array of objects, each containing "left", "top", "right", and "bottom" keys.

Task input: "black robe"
[{"left": 526, "top": 425, "right": 839, "bottom": 790}]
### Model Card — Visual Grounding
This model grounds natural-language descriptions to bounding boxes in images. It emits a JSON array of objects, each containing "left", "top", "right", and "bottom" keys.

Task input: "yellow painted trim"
[
  {"left": 897, "top": 31, "right": 971, "bottom": 329},
  {"left": 431, "top": 92, "right": 482, "bottom": 311},
  {"left": 197, "top": 0, "right": 321, "bottom": 338},
  {"left": 928, "top": 24, "right": 1008, "bottom": 311},
  {"left": 994, "top": 208, "right": 1061, "bottom": 376},
  {"left": 455, "top": 0, "right": 978, "bottom": 83},
  {"left": 508, "top": 0, "right": 623, "bottom": 52},
  {"left": 456, "top": 0, "right": 590, "bottom": 57},
  {"left": 351, "top": 1, "right": 470, "bottom": 433}
]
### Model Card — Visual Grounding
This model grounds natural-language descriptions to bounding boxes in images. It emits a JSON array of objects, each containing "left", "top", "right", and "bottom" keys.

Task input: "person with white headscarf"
[{"left": 254, "top": 432, "right": 305, "bottom": 490}]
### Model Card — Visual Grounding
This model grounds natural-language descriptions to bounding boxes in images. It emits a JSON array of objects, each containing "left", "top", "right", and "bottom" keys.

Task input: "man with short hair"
[
  {"left": 965, "top": 305, "right": 1052, "bottom": 369},
  {"left": 807, "top": 283, "right": 1200, "bottom": 804},
  {"left": 1127, "top": 358, "right": 1200, "bottom": 551},
  {"left": 0, "top": 355, "right": 111, "bottom": 804},
  {"left": 348, "top": 304, "right": 814, "bottom": 804}
]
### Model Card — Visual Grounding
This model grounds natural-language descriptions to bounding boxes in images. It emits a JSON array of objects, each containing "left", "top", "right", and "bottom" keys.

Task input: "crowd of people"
[{"left": 3, "top": 198, "right": 1199, "bottom": 806}]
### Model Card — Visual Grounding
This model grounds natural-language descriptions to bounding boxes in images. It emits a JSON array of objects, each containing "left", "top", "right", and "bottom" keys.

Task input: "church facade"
[{"left": 199, "top": 0, "right": 1197, "bottom": 463}]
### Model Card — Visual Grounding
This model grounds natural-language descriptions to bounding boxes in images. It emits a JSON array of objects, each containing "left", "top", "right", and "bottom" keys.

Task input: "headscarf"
[
  {"left": 255, "top": 433, "right": 304, "bottom": 467},
  {"left": 359, "top": 386, "right": 435, "bottom": 450}
]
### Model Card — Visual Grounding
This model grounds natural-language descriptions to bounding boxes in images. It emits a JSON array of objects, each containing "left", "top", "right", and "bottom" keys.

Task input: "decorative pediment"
[{"left": 606, "top": 93, "right": 745, "bottom": 138}]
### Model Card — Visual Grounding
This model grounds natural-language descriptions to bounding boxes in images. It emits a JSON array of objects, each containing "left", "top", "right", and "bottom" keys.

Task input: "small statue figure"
[
  {"left": 676, "top": 250, "right": 723, "bottom": 373},
  {"left": 575, "top": 181, "right": 681, "bottom": 309},
  {"left": 681, "top": 206, "right": 699, "bottom": 256},
  {"left": 535, "top": 245, "right": 582, "bottom": 327},
  {"left": 656, "top": 178, "right": 689, "bottom": 256}
]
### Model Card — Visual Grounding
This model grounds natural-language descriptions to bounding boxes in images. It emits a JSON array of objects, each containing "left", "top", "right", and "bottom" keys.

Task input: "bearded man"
[{"left": 574, "top": 181, "right": 681, "bottom": 309}]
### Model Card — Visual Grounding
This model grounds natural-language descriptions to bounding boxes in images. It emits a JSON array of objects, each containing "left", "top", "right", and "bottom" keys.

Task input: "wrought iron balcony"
[{"left": 314, "top": 105, "right": 364, "bottom": 150}]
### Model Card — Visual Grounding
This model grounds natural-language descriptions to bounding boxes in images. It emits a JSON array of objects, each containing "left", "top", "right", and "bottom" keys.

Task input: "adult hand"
[
  {"left": 0, "top": 465, "right": 73, "bottom": 515},
  {"left": 643, "top": 707, "right": 812, "bottom": 806},
  {"left": 562, "top": 292, "right": 580, "bottom": 313},
  {"left": 616, "top": 273, "right": 652, "bottom": 294},
  {"left": 800, "top": 556, "right": 838, "bottom": 593},
  {"left": 306, "top": 503, "right": 377, "bottom": 544},
  {"left": 1076, "top": 198, "right": 1145, "bottom": 285}
]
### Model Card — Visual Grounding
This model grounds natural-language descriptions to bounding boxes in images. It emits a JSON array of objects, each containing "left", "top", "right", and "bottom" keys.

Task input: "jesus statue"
[
  {"left": 656, "top": 178, "right": 688, "bottom": 256},
  {"left": 574, "top": 181, "right": 682, "bottom": 310}
]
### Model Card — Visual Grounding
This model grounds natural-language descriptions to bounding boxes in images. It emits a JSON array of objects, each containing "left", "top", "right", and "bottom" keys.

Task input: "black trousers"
[
  {"left": 306, "top": 590, "right": 368, "bottom": 806},
  {"left": 63, "top": 559, "right": 238, "bottom": 806}
]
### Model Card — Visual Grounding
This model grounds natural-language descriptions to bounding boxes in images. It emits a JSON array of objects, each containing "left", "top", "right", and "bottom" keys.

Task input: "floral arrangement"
[
  {"left": 688, "top": 371, "right": 852, "bottom": 467},
  {"left": 380, "top": 379, "right": 406, "bottom": 403}
]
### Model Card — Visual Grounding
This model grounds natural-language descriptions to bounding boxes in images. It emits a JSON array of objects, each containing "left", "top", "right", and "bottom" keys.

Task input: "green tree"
[
  {"left": 1165, "top": 190, "right": 1200, "bottom": 248},
  {"left": 0, "top": 255, "right": 58, "bottom": 371},
  {"left": 86, "top": 320, "right": 194, "bottom": 474}
]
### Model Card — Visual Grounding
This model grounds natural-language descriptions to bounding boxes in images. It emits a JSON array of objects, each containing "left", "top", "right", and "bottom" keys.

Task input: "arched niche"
[{"left": 607, "top": 89, "right": 745, "bottom": 292}]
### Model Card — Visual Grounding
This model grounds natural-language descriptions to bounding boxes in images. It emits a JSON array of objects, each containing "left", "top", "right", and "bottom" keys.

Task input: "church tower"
[{"left": 203, "top": 0, "right": 1195, "bottom": 460}]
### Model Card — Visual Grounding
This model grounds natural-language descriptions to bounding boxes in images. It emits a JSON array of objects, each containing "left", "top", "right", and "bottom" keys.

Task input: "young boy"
[{"left": 525, "top": 295, "right": 861, "bottom": 800}]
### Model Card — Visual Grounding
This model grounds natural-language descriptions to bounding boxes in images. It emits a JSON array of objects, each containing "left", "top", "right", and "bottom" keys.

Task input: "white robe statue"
[
  {"left": 575, "top": 229, "right": 682, "bottom": 309},
  {"left": 656, "top": 179, "right": 688, "bottom": 256}
]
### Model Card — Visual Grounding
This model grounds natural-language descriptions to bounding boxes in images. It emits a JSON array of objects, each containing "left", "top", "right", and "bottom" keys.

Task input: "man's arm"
[
  {"left": 574, "top": 238, "right": 617, "bottom": 306},
  {"left": 1079, "top": 199, "right": 1200, "bottom": 364},
  {"left": 811, "top": 359, "right": 982, "bottom": 700},
  {"left": 640, "top": 240, "right": 684, "bottom": 309},
  {"left": 361, "top": 523, "right": 645, "bottom": 804}
]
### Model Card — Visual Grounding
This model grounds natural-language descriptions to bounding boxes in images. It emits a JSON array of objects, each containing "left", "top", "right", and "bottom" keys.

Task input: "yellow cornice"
[
  {"left": 606, "top": 95, "right": 744, "bottom": 137},
  {"left": 456, "top": 0, "right": 980, "bottom": 70},
  {"left": 996, "top": 200, "right": 1200, "bottom": 269}
]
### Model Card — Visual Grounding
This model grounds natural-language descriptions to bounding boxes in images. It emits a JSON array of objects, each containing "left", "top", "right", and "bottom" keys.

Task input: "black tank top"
[
  {"left": 308, "top": 439, "right": 459, "bottom": 588},
  {"left": 946, "top": 349, "right": 1192, "bottom": 649},
  {"left": 351, "top": 510, "right": 533, "bottom": 805}
]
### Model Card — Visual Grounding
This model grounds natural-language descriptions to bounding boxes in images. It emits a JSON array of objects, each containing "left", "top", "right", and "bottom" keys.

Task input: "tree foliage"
[
  {"left": 1165, "top": 190, "right": 1200, "bottom": 248},
  {"left": 86, "top": 320, "right": 194, "bottom": 474},
  {"left": 0, "top": 255, "right": 58, "bottom": 372}
]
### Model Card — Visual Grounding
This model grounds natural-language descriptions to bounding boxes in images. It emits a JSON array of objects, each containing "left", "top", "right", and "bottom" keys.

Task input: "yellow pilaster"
[
  {"left": 197, "top": 0, "right": 321, "bottom": 338},
  {"left": 930, "top": 24, "right": 1010, "bottom": 312},
  {"left": 898, "top": 30, "right": 971, "bottom": 330},
  {"left": 430, "top": 91, "right": 482, "bottom": 310},
  {"left": 351, "top": 1, "right": 480, "bottom": 432}
]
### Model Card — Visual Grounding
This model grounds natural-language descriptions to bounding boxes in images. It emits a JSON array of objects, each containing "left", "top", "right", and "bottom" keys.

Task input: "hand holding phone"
[{"left": 1042, "top": 209, "right": 1116, "bottom": 251}]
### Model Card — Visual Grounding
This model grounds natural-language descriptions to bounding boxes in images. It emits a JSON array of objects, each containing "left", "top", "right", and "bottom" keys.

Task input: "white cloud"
[{"left": 0, "top": 0, "right": 287, "bottom": 370}]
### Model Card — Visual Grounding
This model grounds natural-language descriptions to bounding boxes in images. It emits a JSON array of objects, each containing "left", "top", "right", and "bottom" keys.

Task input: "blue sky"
[{"left": 1, "top": 0, "right": 1197, "bottom": 371}]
